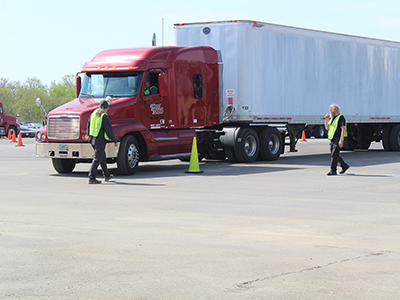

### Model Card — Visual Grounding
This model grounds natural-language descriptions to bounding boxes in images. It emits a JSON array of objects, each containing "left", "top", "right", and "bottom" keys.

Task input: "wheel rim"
[
  {"left": 127, "top": 143, "right": 139, "bottom": 168},
  {"left": 244, "top": 135, "right": 257, "bottom": 157},
  {"left": 319, "top": 127, "right": 325, "bottom": 137},
  {"left": 268, "top": 134, "right": 280, "bottom": 154}
]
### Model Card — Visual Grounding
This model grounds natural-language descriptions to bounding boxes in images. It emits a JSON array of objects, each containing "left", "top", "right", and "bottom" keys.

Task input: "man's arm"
[
  {"left": 339, "top": 126, "right": 345, "bottom": 148},
  {"left": 324, "top": 113, "right": 330, "bottom": 130},
  {"left": 102, "top": 115, "right": 118, "bottom": 144}
]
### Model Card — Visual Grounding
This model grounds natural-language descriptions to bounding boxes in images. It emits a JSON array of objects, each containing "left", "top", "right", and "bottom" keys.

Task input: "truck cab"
[
  {"left": 0, "top": 102, "right": 20, "bottom": 137},
  {"left": 36, "top": 46, "right": 220, "bottom": 174}
]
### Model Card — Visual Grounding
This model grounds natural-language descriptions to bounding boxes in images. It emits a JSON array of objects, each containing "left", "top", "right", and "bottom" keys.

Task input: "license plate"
[{"left": 59, "top": 144, "right": 68, "bottom": 152}]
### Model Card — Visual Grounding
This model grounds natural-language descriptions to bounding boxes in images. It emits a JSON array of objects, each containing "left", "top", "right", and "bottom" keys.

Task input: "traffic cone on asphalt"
[
  {"left": 16, "top": 132, "right": 25, "bottom": 147},
  {"left": 7, "top": 130, "right": 11, "bottom": 139},
  {"left": 301, "top": 130, "right": 307, "bottom": 142},
  {"left": 185, "top": 136, "right": 203, "bottom": 174},
  {"left": 11, "top": 130, "right": 16, "bottom": 142}
]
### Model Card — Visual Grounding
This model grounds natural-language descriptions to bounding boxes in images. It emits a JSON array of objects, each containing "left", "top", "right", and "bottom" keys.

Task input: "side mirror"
[
  {"left": 35, "top": 98, "right": 42, "bottom": 107},
  {"left": 159, "top": 73, "right": 168, "bottom": 97},
  {"left": 76, "top": 75, "right": 82, "bottom": 97}
]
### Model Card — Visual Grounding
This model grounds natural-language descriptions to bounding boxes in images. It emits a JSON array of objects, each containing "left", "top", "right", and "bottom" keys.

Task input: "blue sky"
[{"left": 1, "top": 0, "right": 400, "bottom": 86}]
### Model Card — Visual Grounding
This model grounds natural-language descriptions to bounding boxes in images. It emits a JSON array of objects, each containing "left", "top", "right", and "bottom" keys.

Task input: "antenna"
[{"left": 162, "top": 18, "right": 164, "bottom": 47}]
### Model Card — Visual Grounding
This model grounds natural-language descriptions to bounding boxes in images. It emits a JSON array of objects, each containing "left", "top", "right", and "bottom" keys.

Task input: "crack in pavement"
[{"left": 234, "top": 251, "right": 391, "bottom": 290}]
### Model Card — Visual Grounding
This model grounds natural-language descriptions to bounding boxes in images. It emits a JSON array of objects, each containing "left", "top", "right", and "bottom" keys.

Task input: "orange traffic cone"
[
  {"left": 301, "top": 130, "right": 306, "bottom": 142},
  {"left": 16, "top": 132, "right": 25, "bottom": 147},
  {"left": 11, "top": 130, "right": 16, "bottom": 142},
  {"left": 7, "top": 130, "right": 11, "bottom": 139}
]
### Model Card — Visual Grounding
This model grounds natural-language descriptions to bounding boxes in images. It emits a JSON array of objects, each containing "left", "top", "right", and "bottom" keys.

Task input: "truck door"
[
  {"left": 142, "top": 70, "right": 167, "bottom": 130},
  {"left": 142, "top": 70, "right": 179, "bottom": 155}
]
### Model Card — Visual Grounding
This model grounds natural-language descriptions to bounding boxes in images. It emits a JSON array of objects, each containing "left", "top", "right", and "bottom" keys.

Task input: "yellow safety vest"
[
  {"left": 328, "top": 114, "right": 348, "bottom": 140},
  {"left": 89, "top": 110, "right": 109, "bottom": 140}
]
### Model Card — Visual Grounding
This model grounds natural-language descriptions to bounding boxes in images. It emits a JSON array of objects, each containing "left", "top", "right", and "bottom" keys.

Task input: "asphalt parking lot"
[{"left": 1, "top": 137, "right": 400, "bottom": 299}]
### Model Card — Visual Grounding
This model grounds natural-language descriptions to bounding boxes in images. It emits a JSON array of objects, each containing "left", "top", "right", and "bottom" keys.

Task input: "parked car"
[{"left": 18, "top": 123, "right": 40, "bottom": 137}]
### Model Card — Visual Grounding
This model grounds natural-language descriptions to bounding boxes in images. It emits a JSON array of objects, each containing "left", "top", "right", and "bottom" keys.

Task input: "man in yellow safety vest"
[
  {"left": 87, "top": 100, "right": 118, "bottom": 184},
  {"left": 324, "top": 103, "right": 350, "bottom": 176}
]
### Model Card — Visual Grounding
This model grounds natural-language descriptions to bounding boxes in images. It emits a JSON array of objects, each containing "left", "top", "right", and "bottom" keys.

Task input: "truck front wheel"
[
  {"left": 52, "top": 158, "right": 76, "bottom": 173},
  {"left": 259, "top": 127, "right": 283, "bottom": 161},
  {"left": 234, "top": 128, "right": 259, "bottom": 163},
  {"left": 117, "top": 135, "right": 140, "bottom": 175}
]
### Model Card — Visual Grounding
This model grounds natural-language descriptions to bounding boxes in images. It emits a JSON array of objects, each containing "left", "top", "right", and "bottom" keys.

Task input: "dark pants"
[
  {"left": 330, "top": 140, "right": 347, "bottom": 173},
  {"left": 89, "top": 144, "right": 110, "bottom": 179}
]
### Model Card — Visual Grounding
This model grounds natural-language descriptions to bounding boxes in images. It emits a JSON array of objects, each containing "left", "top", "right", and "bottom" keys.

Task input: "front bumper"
[{"left": 36, "top": 142, "right": 120, "bottom": 159}]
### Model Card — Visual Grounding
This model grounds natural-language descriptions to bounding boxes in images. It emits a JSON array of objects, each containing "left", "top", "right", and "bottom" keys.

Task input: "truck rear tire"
[
  {"left": 382, "top": 126, "right": 393, "bottom": 151},
  {"left": 225, "top": 147, "right": 238, "bottom": 162},
  {"left": 259, "top": 127, "right": 283, "bottom": 161},
  {"left": 117, "top": 135, "right": 140, "bottom": 175},
  {"left": 389, "top": 124, "right": 400, "bottom": 151},
  {"left": 234, "top": 128, "right": 259, "bottom": 163},
  {"left": 52, "top": 158, "right": 76, "bottom": 173}
]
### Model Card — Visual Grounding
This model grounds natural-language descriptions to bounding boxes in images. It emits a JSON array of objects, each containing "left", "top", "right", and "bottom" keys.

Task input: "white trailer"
[{"left": 175, "top": 20, "right": 400, "bottom": 159}]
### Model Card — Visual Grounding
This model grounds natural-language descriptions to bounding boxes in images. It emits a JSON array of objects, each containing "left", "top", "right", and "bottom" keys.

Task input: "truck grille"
[{"left": 48, "top": 115, "right": 80, "bottom": 140}]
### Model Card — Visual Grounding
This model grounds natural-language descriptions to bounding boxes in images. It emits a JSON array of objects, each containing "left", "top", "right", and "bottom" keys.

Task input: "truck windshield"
[{"left": 79, "top": 72, "right": 143, "bottom": 98}]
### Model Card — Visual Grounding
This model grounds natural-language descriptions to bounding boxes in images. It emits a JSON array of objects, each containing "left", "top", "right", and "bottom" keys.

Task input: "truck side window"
[
  {"left": 144, "top": 71, "right": 159, "bottom": 95},
  {"left": 193, "top": 74, "right": 203, "bottom": 99}
]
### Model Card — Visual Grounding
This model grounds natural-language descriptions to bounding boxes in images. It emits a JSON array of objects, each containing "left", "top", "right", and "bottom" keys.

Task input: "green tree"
[{"left": 0, "top": 75, "right": 76, "bottom": 122}]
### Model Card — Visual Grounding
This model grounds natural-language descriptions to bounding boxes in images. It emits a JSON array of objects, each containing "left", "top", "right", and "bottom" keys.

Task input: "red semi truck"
[
  {"left": 36, "top": 46, "right": 221, "bottom": 174},
  {"left": 0, "top": 102, "right": 20, "bottom": 137},
  {"left": 36, "top": 20, "right": 400, "bottom": 174}
]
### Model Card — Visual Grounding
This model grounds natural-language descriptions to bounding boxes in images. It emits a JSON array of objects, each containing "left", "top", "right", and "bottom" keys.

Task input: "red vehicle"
[
  {"left": 0, "top": 102, "right": 20, "bottom": 137},
  {"left": 35, "top": 46, "right": 220, "bottom": 174}
]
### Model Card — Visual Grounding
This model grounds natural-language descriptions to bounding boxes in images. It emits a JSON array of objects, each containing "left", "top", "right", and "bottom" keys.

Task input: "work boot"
[
  {"left": 88, "top": 178, "right": 101, "bottom": 184},
  {"left": 340, "top": 165, "right": 350, "bottom": 174},
  {"left": 327, "top": 170, "right": 337, "bottom": 176},
  {"left": 104, "top": 174, "right": 114, "bottom": 182}
]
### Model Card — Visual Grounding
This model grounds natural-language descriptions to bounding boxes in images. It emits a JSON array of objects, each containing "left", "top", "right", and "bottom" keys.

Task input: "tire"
[
  {"left": 342, "top": 136, "right": 356, "bottom": 151},
  {"left": 382, "top": 126, "right": 393, "bottom": 151},
  {"left": 7, "top": 126, "right": 17, "bottom": 136},
  {"left": 207, "top": 150, "right": 226, "bottom": 160},
  {"left": 357, "top": 138, "right": 371, "bottom": 150},
  {"left": 117, "top": 135, "right": 140, "bottom": 175},
  {"left": 259, "top": 127, "right": 283, "bottom": 161},
  {"left": 389, "top": 124, "right": 400, "bottom": 151},
  {"left": 225, "top": 147, "right": 238, "bottom": 162},
  {"left": 234, "top": 128, "right": 260, "bottom": 163},
  {"left": 52, "top": 158, "right": 76, "bottom": 173},
  {"left": 313, "top": 126, "right": 326, "bottom": 139}
]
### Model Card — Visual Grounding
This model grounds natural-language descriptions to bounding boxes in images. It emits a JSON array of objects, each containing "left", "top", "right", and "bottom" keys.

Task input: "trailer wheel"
[
  {"left": 357, "top": 138, "right": 371, "bottom": 150},
  {"left": 234, "top": 128, "right": 259, "bottom": 163},
  {"left": 389, "top": 124, "right": 400, "bottom": 151},
  {"left": 52, "top": 158, "right": 76, "bottom": 173},
  {"left": 342, "top": 137, "right": 356, "bottom": 151},
  {"left": 117, "top": 135, "right": 140, "bottom": 175},
  {"left": 313, "top": 126, "right": 326, "bottom": 139},
  {"left": 259, "top": 127, "right": 283, "bottom": 161},
  {"left": 382, "top": 126, "right": 393, "bottom": 151}
]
